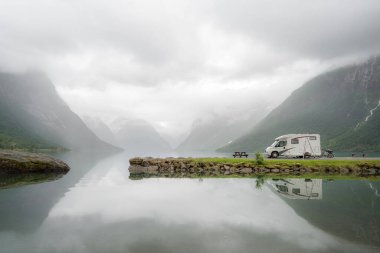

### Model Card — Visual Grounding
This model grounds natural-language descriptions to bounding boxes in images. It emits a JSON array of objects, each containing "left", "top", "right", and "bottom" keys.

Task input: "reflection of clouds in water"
[
  {"left": 0, "top": 155, "right": 377, "bottom": 253},
  {"left": 0, "top": 217, "right": 350, "bottom": 253},
  {"left": 46, "top": 158, "right": 353, "bottom": 252}
]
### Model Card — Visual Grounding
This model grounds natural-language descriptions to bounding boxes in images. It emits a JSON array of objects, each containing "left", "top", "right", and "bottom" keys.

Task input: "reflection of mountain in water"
[
  {"left": 269, "top": 179, "right": 322, "bottom": 200},
  {"left": 0, "top": 151, "right": 110, "bottom": 233},
  {"left": 275, "top": 179, "right": 380, "bottom": 247}
]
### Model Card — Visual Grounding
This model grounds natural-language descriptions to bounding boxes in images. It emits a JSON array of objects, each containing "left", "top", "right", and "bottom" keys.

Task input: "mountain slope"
[
  {"left": 112, "top": 118, "right": 172, "bottom": 154},
  {"left": 82, "top": 116, "right": 119, "bottom": 147},
  {"left": 177, "top": 108, "right": 268, "bottom": 152},
  {"left": 219, "top": 57, "right": 380, "bottom": 152},
  {"left": 0, "top": 71, "right": 118, "bottom": 151}
]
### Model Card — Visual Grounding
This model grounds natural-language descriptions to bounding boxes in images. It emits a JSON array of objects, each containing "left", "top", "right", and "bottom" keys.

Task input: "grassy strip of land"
[
  {"left": 192, "top": 158, "right": 380, "bottom": 167},
  {"left": 129, "top": 157, "right": 380, "bottom": 181}
]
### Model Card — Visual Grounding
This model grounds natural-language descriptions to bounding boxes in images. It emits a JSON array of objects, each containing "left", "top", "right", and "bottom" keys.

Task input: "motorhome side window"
[
  {"left": 309, "top": 136, "right": 317, "bottom": 140},
  {"left": 275, "top": 140, "right": 287, "bottom": 147},
  {"left": 291, "top": 138, "right": 299, "bottom": 144},
  {"left": 292, "top": 188, "right": 301, "bottom": 194}
]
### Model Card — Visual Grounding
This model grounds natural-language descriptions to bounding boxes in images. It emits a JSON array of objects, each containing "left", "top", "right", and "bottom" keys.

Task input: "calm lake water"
[{"left": 0, "top": 151, "right": 380, "bottom": 253}]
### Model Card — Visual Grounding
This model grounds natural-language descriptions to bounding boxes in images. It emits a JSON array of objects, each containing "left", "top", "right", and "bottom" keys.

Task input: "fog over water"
[{"left": 1, "top": 0, "right": 380, "bottom": 142}]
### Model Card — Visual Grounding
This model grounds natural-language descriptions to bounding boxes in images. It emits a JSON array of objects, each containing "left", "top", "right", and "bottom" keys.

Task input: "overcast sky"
[{"left": 1, "top": 0, "right": 380, "bottom": 141}]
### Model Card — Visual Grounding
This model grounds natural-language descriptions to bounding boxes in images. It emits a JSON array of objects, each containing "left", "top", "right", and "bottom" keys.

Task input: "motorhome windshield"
[
  {"left": 276, "top": 140, "right": 287, "bottom": 147},
  {"left": 271, "top": 141, "right": 278, "bottom": 147}
]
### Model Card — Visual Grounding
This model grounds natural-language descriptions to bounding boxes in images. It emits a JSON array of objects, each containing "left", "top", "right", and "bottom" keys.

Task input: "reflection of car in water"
[{"left": 269, "top": 179, "right": 322, "bottom": 200}]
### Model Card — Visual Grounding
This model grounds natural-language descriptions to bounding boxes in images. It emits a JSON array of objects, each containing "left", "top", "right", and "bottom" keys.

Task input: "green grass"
[{"left": 192, "top": 157, "right": 380, "bottom": 167}]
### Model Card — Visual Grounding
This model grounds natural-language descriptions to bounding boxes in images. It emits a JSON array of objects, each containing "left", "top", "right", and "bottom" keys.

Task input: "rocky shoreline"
[
  {"left": 129, "top": 157, "right": 380, "bottom": 178},
  {"left": 0, "top": 150, "right": 70, "bottom": 174}
]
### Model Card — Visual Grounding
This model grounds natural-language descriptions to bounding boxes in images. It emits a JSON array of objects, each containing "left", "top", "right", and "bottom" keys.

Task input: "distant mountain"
[
  {"left": 82, "top": 116, "right": 119, "bottom": 147},
  {"left": 177, "top": 109, "right": 268, "bottom": 152},
  {"left": 0, "top": 71, "right": 118, "bottom": 151},
  {"left": 112, "top": 118, "right": 172, "bottom": 154},
  {"left": 219, "top": 56, "right": 380, "bottom": 153}
]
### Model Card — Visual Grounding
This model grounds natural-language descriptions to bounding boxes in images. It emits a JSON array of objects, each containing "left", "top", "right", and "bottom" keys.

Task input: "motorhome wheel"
[
  {"left": 304, "top": 152, "right": 311, "bottom": 158},
  {"left": 271, "top": 151, "right": 279, "bottom": 158}
]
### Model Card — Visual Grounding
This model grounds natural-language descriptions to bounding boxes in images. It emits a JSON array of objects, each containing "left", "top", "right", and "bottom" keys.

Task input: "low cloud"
[{"left": 1, "top": 0, "right": 379, "bottom": 140}]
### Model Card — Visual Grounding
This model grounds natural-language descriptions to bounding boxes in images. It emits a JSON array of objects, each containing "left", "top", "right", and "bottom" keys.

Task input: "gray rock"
[
  {"left": 0, "top": 150, "right": 70, "bottom": 174},
  {"left": 129, "top": 157, "right": 143, "bottom": 165},
  {"left": 230, "top": 167, "right": 237, "bottom": 173},
  {"left": 128, "top": 165, "right": 147, "bottom": 174},
  {"left": 240, "top": 168, "right": 252, "bottom": 174},
  {"left": 147, "top": 166, "right": 159, "bottom": 174},
  {"left": 367, "top": 168, "right": 377, "bottom": 175},
  {"left": 180, "top": 162, "right": 187, "bottom": 169},
  {"left": 259, "top": 168, "right": 270, "bottom": 173}
]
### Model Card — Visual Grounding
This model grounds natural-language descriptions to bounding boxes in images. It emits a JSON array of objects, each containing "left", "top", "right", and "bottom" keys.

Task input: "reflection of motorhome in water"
[
  {"left": 265, "top": 134, "right": 322, "bottom": 158},
  {"left": 270, "top": 179, "right": 322, "bottom": 200}
]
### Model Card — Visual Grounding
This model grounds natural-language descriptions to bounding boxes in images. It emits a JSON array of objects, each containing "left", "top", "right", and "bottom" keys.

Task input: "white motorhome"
[{"left": 265, "top": 134, "right": 321, "bottom": 158}]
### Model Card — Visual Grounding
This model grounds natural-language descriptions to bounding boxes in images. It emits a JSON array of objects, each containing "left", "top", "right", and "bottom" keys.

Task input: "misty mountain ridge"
[
  {"left": 219, "top": 56, "right": 380, "bottom": 153},
  {"left": 82, "top": 116, "right": 119, "bottom": 147},
  {"left": 0, "top": 71, "right": 118, "bottom": 152},
  {"left": 110, "top": 117, "right": 172, "bottom": 154},
  {"left": 3, "top": 55, "right": 380, "bottom": 154},
  {"left": 176, "top": 105, "right": 270, "bottom": 152}
]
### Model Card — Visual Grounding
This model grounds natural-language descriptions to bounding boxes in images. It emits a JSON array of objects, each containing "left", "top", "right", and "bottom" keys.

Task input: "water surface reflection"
[
  {"left": 0, "top": 152, "right": 379, "bottom": 253},
  {"left": 270, "top": 179, "right": 323, "bottom": 199}
]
